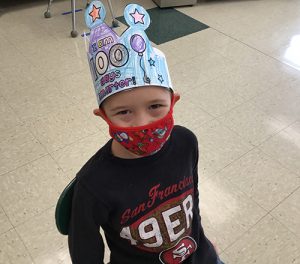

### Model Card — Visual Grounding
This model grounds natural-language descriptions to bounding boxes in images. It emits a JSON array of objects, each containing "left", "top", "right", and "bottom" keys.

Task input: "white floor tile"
[
  {"left": 0, "top": 155, "right": 69, "bottom": 226},
  {"left": 51, "top": 132, "right": 109, "bottom": 176},
  {"left": 27, "top": 104, "right": 100, "bottom": 153},
  {"left": 0, "top": 206, "right": 13, "bottom": 235},
  {"left": 0, "top": 229, "right": 33, "bottom": 264},
  {"left": 16, "top": 207, "right": 71, "bottom": 264},
  {"left": 5, "top": 81, "right": 73, "bottom": 123},
  {"left": 221, "top": 148, "right": 300, "bottom": 211},
  {"left": 218, "top": 101, "right": 286, "bottom": 146},
  {"left": 251, "top": 79, "right": 300, "bottom": 127},
  {"left": 259, "top": 121, "right": 300, "bottom": 175},
  {"left": 174, "top": 95, "right": 214, "bottom": 131},
  {"left": 186, "top": 74, "right": 246, "bottom": 117},
  {"left": 271, "top": 187, "right": 300, "bottom": 238},
  {"left": 224, "top": 215, "right": 300, "bottom": 264},
  {"left": 200, "top": 173, "right": 266, "bottom": 251},
  {"left": 0, "top": 124, "right": 47, "bottom": 176},
  {"left": 193, "top": 120, "right": 253, "bottom": 180},
  {"left": 0, "top": 96, "right": 22, "bottom": 134}
]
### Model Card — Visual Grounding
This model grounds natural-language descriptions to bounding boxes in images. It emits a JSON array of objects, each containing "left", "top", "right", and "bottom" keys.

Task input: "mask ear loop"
[
  {"left": 169, "top": 93, "right": 176, "bottom": 114},
  {"left": 98, "top": 107, "right": 111, "bottom": 124}
]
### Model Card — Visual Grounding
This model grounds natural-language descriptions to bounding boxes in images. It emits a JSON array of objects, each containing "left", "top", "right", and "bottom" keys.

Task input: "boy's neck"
[{"left": 111, "top": 140, "right": 141, "bottom": 159}]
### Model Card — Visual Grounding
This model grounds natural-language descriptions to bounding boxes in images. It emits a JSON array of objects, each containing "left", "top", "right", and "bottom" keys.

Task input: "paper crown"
[{"left": 85, "top": 1, "right": 173, "bottom": 106}]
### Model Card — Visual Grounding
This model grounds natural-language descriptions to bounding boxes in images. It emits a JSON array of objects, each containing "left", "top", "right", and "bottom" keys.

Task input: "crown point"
[
  {"left": 85, "top": 1, "right": 106, "bottom": 29},
  {"left": 130, "top": 8, "right": 145, "bottom": 24},
  {"left": 89, "top": 4, "right": 101, "bottom": 22},
  {"left": 124, "top": 4, "right": 150, "bottom": 29}
]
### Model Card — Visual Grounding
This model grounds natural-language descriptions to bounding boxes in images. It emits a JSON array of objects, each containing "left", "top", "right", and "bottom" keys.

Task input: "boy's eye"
[
  {"left": 116, "top": 110, "right": 131, "bottom": 115},
  {"left": 149, "top": 104, "right": 163, "bottom": 110}
]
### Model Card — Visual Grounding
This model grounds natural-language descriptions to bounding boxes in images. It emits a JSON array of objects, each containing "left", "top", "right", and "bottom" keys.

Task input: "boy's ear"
[
  {"left": 93, "top": 108, "right": 106, "bottom": 120},
  {"left": 174, "top": 92, "right": 180, "bottom": 104}
]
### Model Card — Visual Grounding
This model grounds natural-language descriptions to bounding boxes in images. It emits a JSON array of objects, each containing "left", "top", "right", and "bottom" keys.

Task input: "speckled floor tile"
[
  {"left": 199, "top": 173, "right": 266, "bottom": 251},
  {"left": 218, "top": 101, "right": 286, "bottom": 146},
  {"left": 27, "top": 104, "right": 100, "bottom": 153},
  {"left": 0, "top": 229, "right": 33, "bottom": 264},
  {"left": 186, "top": 74, "right": 246, "bottom": 117},
  {"left": 242, "top": 19, "right": 300, "bottom": 56},
  {"left": 219, "top": 62, "right": 295, "bottom": 101},
  {"left": 0, "top": 96, "right": 22, "bottom": 134},
  {"left": 193, "top": 120, "right": 253, "bottom": 181},
  {"left": 76, "top": 95, "right": 109, "bottom": 132},
  {"left": 221, "top": 148, "right": 300, "bottom": 211},
  {"left": 169, "top": 29, "right": 236, "bottom": 60},
  {"left": 0, "top": 62, "right": 49, "bottom": 101},
  {"left": 271, "top": 34, "right": 300, "bottom": 71},
  {"left": 189, "top": 50, "right": 237, "bottom": 82},
  {"left": 216, "top": 40, "right": 274, "bottom": 68},
  {"left": 15, "top": 207, "right": 71, "bottom": 264},
  {"left": 0, "top": 155, "right": 69, "bottom": 226},
  {"left": 53, "top": 70, "right": 95, "bottom": 106},
  {"left": 259, "top": 121, "right": 300, "bottom": 176},
  {"left": 173, "top": 95, "right": 214, "bottom": 131},
  {"left": 271, "top": 187, "right": 300, "bottom": 238},
  {"left": 0, "top": 41, "right": 28, "bottom": 71},
  {"left": 168, "top": 59, "right": 212, "bottom": 94},
  {"left": 1, "top": 20, "right": 55, "bottom": 43},
  {"left": 158, "top": 41, "right": 188, "bottom": 67},
  {"left": 51, "top": 132, "right": 109, "bottom": 177},
  {"left": 0, "top": 124, "right": 47, "bottom": 176},
  {"left": 224, "top": 215, "right": 300, "bottom": 264},
  {"left": 251, "top": 79, "right": 300, "bottom": 127},
  {"left": 0, "top": 206, "right": 12, "bottom": 235},
  {"left": 5, "top": 81, "right": 73, "bottom": 123},
  {"left": 12, "top": 35, "right": 86, "bottom": 80}
]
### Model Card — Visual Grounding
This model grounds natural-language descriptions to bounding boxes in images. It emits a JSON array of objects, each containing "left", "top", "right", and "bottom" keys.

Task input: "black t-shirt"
[{"left": 68, "top": 125, "right": 218, "bottom": 264}]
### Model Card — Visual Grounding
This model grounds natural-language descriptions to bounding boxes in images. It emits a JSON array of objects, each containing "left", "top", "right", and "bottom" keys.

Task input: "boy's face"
[{"left": 100, "top": 86, "right": 173, "bottom": 128}]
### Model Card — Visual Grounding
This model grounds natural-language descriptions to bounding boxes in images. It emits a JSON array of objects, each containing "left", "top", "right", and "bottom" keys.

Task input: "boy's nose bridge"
[{"left": 134, "top": 111, "right": 152, "bottom": 127}]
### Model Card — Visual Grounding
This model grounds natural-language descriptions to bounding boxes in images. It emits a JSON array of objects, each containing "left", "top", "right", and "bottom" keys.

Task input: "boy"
[{"left": 68, "top": 2, "right": 224, "bottom": 263}]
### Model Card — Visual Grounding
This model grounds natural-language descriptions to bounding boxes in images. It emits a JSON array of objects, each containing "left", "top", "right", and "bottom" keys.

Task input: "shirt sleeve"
[{"left": 68, "top": 181, "right": 109, "bottom": 264}]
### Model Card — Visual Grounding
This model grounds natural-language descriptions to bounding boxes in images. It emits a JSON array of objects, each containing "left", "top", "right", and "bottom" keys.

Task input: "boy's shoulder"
[
  {"left": 171, "top": 125, "right": 199, "bottom": 160},
  {"left": 173, "top": 125, "right": 198, "bottom": 145}
]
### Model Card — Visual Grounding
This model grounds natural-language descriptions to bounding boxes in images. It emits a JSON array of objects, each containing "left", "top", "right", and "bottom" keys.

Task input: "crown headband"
[{"left": 85, "top": 1, "right": 173, "bottom": 106}]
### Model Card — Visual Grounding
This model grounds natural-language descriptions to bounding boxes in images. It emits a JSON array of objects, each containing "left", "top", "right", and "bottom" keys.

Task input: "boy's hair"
[{"left": 84, "top": 1, "right": 173, "bottom": 106}]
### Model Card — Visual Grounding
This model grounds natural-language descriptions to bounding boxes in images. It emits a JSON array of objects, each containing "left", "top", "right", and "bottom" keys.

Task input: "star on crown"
[
  {"left": 89, "top": 4, "right": 101, "bottom": 22},
  {"left": 130, "top": 8, "right": 145, "bottom": 24}
]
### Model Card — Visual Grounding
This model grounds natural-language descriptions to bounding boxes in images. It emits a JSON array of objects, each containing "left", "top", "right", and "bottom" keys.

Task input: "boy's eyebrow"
[
  {"left": 110, "top": 105, "right": 130, "bottom": 112},
  {"left": 147, "top": 99, "right": 169, "bottom": 104},
  {"left": 110, "top": 99, "right": 169, "bottom": 112}
]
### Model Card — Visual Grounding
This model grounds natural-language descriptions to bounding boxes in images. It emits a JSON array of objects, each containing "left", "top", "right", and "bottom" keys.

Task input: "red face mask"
[{"left": 102, "top": 97, "right": 175, "bottom": 156}]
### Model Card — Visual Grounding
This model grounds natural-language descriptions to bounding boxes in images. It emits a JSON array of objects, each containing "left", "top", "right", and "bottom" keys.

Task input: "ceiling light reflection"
[{"left": 284, "top": 35, "right": 300, "bottom": 70}]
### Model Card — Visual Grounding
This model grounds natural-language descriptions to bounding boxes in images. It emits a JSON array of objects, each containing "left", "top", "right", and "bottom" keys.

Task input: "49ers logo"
[
  {"left": 120, "top": 190, "right": 196, "bottom": 263},
  {"left": 159, "top": 236, "right": 197, "bottom": 264}
]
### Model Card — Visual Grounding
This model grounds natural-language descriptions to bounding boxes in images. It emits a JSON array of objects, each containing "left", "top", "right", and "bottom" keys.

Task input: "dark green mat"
[{"left": 117, "top": 7, "right": 209, "bottom": 45}]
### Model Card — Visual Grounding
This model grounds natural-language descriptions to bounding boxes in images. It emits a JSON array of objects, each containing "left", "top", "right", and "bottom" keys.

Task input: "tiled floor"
[{"left": 1, "top": 0, "right": 300, "bottom": 263}]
